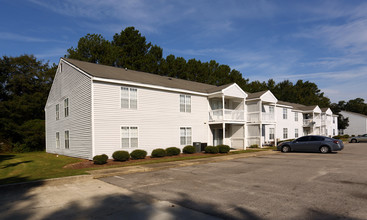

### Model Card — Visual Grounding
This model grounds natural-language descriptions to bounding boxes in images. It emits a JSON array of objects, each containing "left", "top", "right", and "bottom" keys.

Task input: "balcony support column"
[
  {"left": 222, "top": 95, "right": 225, "bottom": 120},
  {"left": 223, "top": 123, "right": 226, "bottom": 145}
]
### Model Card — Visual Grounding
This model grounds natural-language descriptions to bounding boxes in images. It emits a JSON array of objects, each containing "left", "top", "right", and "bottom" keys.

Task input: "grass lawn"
[
  {"left": 0, "top": 152, "right": 87, "bottom": 185},
  {"left": 0, "top": 147, "right": 275, "bottom": 185}
]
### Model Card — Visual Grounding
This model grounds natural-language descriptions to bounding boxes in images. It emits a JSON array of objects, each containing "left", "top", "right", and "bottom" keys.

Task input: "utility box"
[
  {"left": 201, "top": 143, "right": 207, "bottom": 151},
  {"left": 193, "top": 142, "right": 201, "bottom": 153}
]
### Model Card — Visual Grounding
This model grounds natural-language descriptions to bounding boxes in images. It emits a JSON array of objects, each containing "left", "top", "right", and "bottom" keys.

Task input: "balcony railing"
[
  {"left": 303, "top": 119, "right": 314, "bottom": 127},
  {"left": 262, "top": 113, "right": 275, "bottom": 122},
  {"left": 209, "top": 109, "right": 244, "bottom": 121}
]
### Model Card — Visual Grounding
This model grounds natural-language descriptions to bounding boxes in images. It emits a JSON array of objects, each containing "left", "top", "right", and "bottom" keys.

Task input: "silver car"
[
  {"left": 277, "top": 135, "right": 344, "bottom": 153},
  {"left": 349, "top": 134, "right": 367, "bottom": 143}
]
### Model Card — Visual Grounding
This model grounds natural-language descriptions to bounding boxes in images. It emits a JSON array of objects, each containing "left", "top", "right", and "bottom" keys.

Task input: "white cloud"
[{"left": 0, "top": 32, "right": 64, "bottom": 43}]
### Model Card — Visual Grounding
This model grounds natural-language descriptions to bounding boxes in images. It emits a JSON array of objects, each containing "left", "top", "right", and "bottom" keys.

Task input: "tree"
[
  {"left": 67, "top": 34, "right": 115, "bottom": 65},
  {"left": 0, "top": 55, "right": 55, "bottom": 152},
  {"left": 330, "top": 101, "right": 349, "bottom": 131}
]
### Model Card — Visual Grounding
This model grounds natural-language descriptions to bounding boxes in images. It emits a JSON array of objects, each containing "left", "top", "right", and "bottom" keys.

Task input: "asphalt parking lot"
[{"left": 102, "top": 143, "right": 367, "bottom": 220}]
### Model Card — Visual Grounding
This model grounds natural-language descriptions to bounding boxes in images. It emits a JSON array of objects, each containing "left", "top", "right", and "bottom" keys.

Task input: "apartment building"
[{"left": 45, "top": 58, "right": 338, "bottom": 159}]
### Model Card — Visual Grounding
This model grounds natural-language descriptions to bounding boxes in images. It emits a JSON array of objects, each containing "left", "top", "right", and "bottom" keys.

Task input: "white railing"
[
  {"left": 303, "top": 119, "right": 314, "bottom": 126},
  {"left": 262, "top": 113, "right": 275, "bottom": 121},
  {"left": 209, "top": 109, "right": 244, "bottom": 121}
]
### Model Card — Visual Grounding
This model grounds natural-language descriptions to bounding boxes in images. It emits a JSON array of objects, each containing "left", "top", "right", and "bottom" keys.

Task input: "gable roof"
[
  {"left": 62, "top": 58, "right": 232, "bottom": 94},
  {"left": 246, "top": 90, "right": 268, "bottom": 99},
  {"left": 341, "top": 110, "right": 367, "bottom": 118},
  {"left": 277, "top": 100, "right": 319, "bottom": 111}
]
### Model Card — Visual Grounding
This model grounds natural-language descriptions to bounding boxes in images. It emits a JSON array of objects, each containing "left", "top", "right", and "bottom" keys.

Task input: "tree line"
[{"left": 0, "top": 26, "right": 365, "bottom": 152}]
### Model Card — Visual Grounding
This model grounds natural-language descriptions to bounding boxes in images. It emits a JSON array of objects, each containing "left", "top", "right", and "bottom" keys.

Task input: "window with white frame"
[
  {"left": 56, "top": 132, "right": 60, "bottom": 149},
  {"left": 121, "top": 87, "right": 137, "bottom": 109},
  {"left": 64, "top": 98, "right": 69, "bottom": 117},
  {"left": 283, "top": 128, "right": 288, "bottom": 139},
  {"left": 180, "top": 95, "right": 191, "bottom": 112},
  {"left": 180, "top": 127, "right": 192, "bottom": 145},
  {"left": 333, "top": 129, "right": 335, "bottom": 136},
  {"left": 121, "top": 126, "right": 138, "bottom": 148},
  {"left": 56, "top": 104, "right": 60, "bottom": 120},
  {"left": 283, "top": 108, "right": 287, "bottom": 119},
  {"left": 294, "top": 112, "right": 298, "bottom": 121},
  {"left": 326, "top": 128, "right": 328, "bottom": 136},
  {"left": 269, "top": 106, "right": 274, "bottom": 114},
  {"left": 269, "top": 128, "right": 275, "bottom": 140},
  {"left": 65, "top": 130, "right": 69, "bottom": 149},
  {"left": 333, "top": 117, "right": 335, "bottom": 124},
  {"left": 295, "top": 128, "right": 299, "bottom": 138}
]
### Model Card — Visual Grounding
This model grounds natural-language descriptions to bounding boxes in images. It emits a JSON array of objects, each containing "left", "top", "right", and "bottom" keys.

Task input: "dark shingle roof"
[
  {"left": 63, "top": 58, "right": 232, "bottom": 94},
  {"left": 277, "top": 100, "right": 318, "bottom": 111},
  {"left": 246, "top": 90, "right": 268, "bottom": 99}
]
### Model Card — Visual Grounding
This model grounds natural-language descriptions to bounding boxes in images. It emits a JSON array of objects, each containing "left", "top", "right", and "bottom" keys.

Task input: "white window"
[
  {"left": 56, "top": 132, "right": 60, "bottom": 149},
  {"left": 269, "top": 106, "right": 274, "bottom": 114},
  {"left": 121, "top": 126, "right": 138, "bottom": 148},
  {"left": 326, "top": 129, "right": 328, "bottom": 136},
  {"left": 64, "top": 98, "right": 69, "bottom": 117},
  {"left": 269, "top": 128, "right": 275, "bottom": 140},
  {"left": 333, "top": 129, "right": 335, "bottom": 136},
  {"left": 283, "top": 128, "right": 288, "bottom": 139},
  {"left": 121, "top": 87, "right": 137, "bottom": 109},
  {"left": 294, "top": 112, "right": 298, "bottom": 121},
  {"left": 65, "top": 130, "right": 69, "bottom": 149},
  {"left": 56, "top": 104, "right": 60, "bottom": 120},
  {"left": 180, "top": 127, "right": 192, "bottom": 145},
  {"left": 180, "top": 95, "right": 191, "bottom": 113},
  {"left": 283, "top": 108, "right": 287, "bottom": 119},
  {"left": 333, "top": 117, "right": 335, "bottom": 124},
  {"left": 295, "top": 128, "right": 299, "bottom": 138}
]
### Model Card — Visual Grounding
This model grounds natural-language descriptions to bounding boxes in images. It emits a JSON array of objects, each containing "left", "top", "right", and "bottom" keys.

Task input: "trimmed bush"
[
  {"left": 217, "top": 145, "right": 230, "bottom": 153},
  {"left": 151, "top": 148, "right": 166, "bottom": 158},
  {"left": 204, "top": 146, "right": 219, "bottom": 154},
  {"left": 93, "top": 154, "right": 108, "bottom": 165},
  {"left": 130, "top": 149, "right": 147, "bottom": 160},
  {"left": 183, "top": 145, "right": 195, "bottom": 154},
  {"left": 249, "top": 144, "right": 258, "bottom": 148},
  {"left": 166, "top": 147, "right": 181, "bottom": 156},
  {"left": 112, "top": 150, "right": 130, "bottom": 161}
]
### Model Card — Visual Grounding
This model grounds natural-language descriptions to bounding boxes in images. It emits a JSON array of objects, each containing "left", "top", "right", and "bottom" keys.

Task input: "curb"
[
  {"left": 0, "top": 174, "right": 93, "bottom": 189},
  {"left": 89, "top": 150, "right": 279, "bottom": 179}
]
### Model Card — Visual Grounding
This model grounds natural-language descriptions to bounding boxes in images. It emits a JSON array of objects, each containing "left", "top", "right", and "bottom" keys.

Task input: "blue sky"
[{"left": 1, "top": 0, "right": 367, "bottom": 103}]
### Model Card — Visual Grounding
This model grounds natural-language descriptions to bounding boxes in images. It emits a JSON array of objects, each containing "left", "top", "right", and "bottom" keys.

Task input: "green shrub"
[
  {"left": 151, "top": 148, "right": 166, "bottom": 158},
  {"left": 130, "top": 149, "right": 147, "bottom": 160},
  {"left": 166, "top": 147, "right": 181, "bottom": 156},
  {"left": 183, "top": 145, "right": 195, "bottom": 154},
  {"left": 249, "top": 144, "right": 259, "bottom": 148},
  {"left": 205, "top": 146, "right": 219, "bottom": 154},
  {"left": 93, "top": 154, "right": 108, "bottom": 165},
  {"left": 112, "top": 150, "right": 130, "bottom": 161},
  {"left": 217, "top": 145, "right": 230, "bottom": 153}
]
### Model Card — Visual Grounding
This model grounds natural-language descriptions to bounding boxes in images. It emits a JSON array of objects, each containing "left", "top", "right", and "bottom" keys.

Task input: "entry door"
[{"left": 213, "top": 129, "right": 223, "bottom": 146}]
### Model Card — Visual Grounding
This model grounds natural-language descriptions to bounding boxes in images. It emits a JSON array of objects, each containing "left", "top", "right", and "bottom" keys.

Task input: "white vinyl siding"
[
  {"left": 56, "top": 104, "right": 60, "bottom": 120},
  {"left": 45, "top": 60, "right": 92, "bottom": 159},
  {"left": 283, "top": 128, "right": 288, "bottom": 139},
  {"left": 64, "top": 98, "right": 69, "bottom": 117},
  {"left": 180, "top": 127, "right": 192, "bottom": 145},
  {"left": 269, "top": 128, "right": 274, "bottom": 140},
  {"left": 283, "top": 108, "right": 287, "bottom": 119},
  {"left": 65, "top": 130, "right": 70, "bottom": 149},
  {"left": 295, "top": 128, "right": 299, "bottom": 138},
  {"left": 121, "top": 126, "right": 138, "bottom": 148},
  {"left": 180, "top": 95, "right": 191, "bottom": 113},
  {"left": 56, "top": 132, "right": 60, "bottom": 149},
  {"left": 121, "top": 87, "right": 137, "bottom": 109},
  {"left": 295, "top": 112, "right": 298, "bottom": 121}
]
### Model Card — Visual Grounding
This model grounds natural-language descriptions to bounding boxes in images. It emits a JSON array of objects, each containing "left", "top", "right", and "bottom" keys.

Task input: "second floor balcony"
[
  {"left": 209, "top": 109, "right": 245, "bottom": 122},
  {"left": 247, "top": 112, "right": 275, "bottom": 123}
]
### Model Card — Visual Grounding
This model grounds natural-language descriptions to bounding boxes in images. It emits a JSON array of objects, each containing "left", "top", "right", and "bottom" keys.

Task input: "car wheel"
[
  {"left": 320, "top": 146, "right": 330, "bottom": 154},
  {"left": 281, "top": 145, "right": 290, "bottom": 153},
  {"left": 351, "top": 139, "right": 357, "bottom": 143}
]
